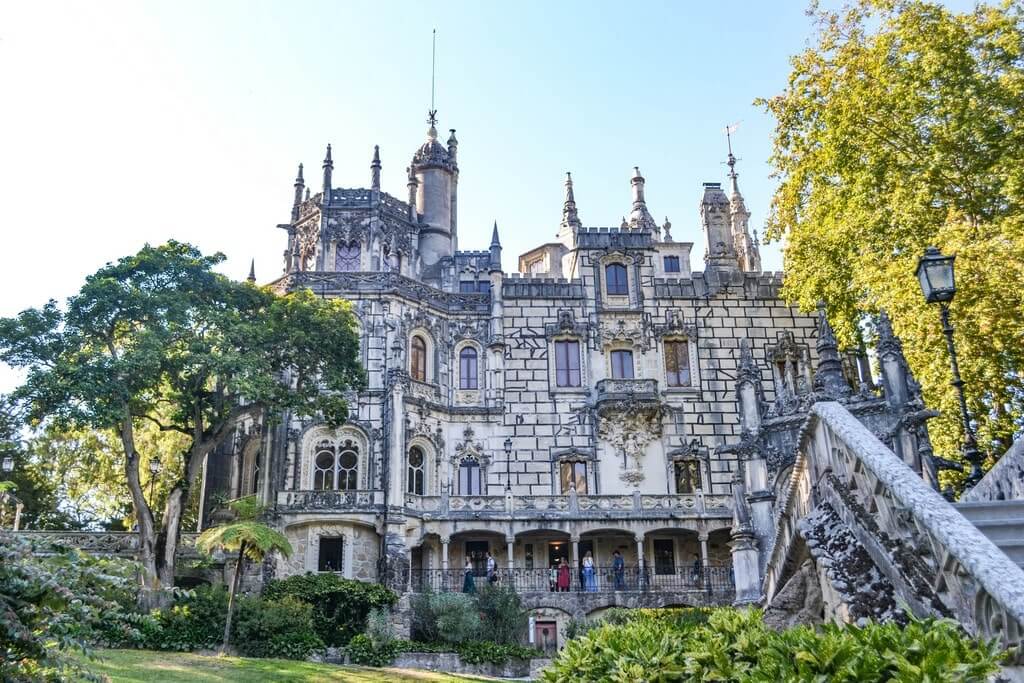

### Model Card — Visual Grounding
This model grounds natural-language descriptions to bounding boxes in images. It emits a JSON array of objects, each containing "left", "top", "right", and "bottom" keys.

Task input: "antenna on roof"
[{"left": 428, "top": 29, "right": 438, "bottom": 126}]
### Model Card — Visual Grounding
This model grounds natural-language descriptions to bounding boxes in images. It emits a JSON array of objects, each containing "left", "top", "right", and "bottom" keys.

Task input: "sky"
[{"left": 0, "top": 0, "right": 837, "bottom": 393}]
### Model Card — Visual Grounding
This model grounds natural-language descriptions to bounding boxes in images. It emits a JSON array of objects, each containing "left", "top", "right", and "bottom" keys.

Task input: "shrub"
[
  {"left": 149, "top": 584, "right": 228, "bottom": 651},
  {"left": 542, "top": 607, "right": 1005, "bottom": 682},
  {"left": 263, "top": 572, "right": 397, "bottom": 646},
  {"left": 0, "top": 531, "right": 148, "bottom": 681},
  {"left": 432, "top": 593, "right": 482, "bottom": 645},
  {"left": 347, "top": 633, "right": 399, "bottom": 667},
  {"left": 232, "top": 596, "right": 323, "bottom": 660},
  {"left": 409, "top": 588, "right": 439, "bottom": 642},
  {"left": 366, "top": 606, "right": 395, "bottom": 650},
  {"left": 456, "top": 641, "right": 541, "bottom": 665},
  {"left": 474, "top": 585, "right": 527, "bottom": 645}
]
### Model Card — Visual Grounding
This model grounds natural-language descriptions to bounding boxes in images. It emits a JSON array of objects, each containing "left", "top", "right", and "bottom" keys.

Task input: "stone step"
[
  {"left": 967, "top": 518, "right": 1024, "bottom": 544},
  {"left": 954, "top": 500, "right": 1024, "bottom": 524}
]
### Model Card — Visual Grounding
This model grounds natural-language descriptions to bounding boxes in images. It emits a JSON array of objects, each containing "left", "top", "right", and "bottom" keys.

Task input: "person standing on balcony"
[
  {"left": 557, "top": 557, "right": 570, "bottom": 592},
  {"left": 612, "top": 549, "right": 625, "bottom": 591},
  {"left": 462, "top": 558, "right": 475, "bottom": 594},
  {"left": 582, "top": 551, "right": 597, "bottom": 592},
  {"left": 486, "top": 551, "right": 497, "bottom": 585},
  {"left": 549, "top": 562, "right": 558, "bottom": 592}
]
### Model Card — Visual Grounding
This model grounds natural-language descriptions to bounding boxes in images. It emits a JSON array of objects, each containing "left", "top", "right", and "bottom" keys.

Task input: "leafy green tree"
[
  {"left": 0, "top": 242, "right": 363, "bottom": 605},
  {"left": 196, "top": 495, "right": 292, "bottom": 654},
  {"left": 758, "top": 0, "right": 1024, "bottom": 474}
]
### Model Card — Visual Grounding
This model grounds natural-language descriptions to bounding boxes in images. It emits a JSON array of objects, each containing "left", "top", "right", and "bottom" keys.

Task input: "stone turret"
[
  {"left": 726, "top": 148, "right": 761, "bottom": 272},
  {"left": 412, "top": 116, "right": 458, "bottom": 266},
  {"left": 813, "top": 303, "right": 852, "bottom": 399},
  {"left": 628, "top": 167, "right": 660, "bottom": 239},
  {"left": 700, "top": 183, "right": 738, "bottom": 273}
]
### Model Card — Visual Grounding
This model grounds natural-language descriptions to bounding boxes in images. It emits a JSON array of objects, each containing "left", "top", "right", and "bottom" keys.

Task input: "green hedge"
[
  {"left": 347, "top": 639, "right": 541, "bottom": 667},
  {"left": 544, "top": 607, "right": 1004, "bottom": 682},
  {"left": 263, "top": 572, "right": 397, "bottom": 646},
  {"left": 233, "top": 596, "right": 323, "bottom": 660}
]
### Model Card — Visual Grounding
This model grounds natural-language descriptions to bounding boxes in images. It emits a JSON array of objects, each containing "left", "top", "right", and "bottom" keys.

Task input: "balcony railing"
[
  {"left": 277, "top": 489, "right": 383, "bottom": 511},
  {"left": 595, "top": 378, "right": 659, "bottom": 402},
  {"left": 410, "top": 564, "right": 734, "bottom": 595}
]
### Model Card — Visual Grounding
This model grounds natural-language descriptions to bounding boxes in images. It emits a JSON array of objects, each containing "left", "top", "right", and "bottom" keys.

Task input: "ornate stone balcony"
[
  {"left": 276, "top": 489, "right": 384, "bottom": 513},
  {"left": 403, "top": 491, "right": 732, "bottom": 520},
  {"left": 594, "top": 378, "right": 660, "bottom": 415},
  {"left": 13, "top": 531, "right": 201, "bottom": 558}
]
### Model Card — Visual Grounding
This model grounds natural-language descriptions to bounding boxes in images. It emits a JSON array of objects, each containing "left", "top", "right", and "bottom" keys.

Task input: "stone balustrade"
[
  {"left": 401, "top": 491, "right": 732, "bottom": 519},
  {"left": 276, "top": 489, "right": 384, "bottom": 512},
  {"left": 766, "top": 401, "right": 1024, "bottom": 656},
  {"left": 13, "top": 530, "right": 202, "bottom": 558}
]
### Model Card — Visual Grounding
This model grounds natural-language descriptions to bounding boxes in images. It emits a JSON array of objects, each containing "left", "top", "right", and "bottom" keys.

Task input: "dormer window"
[
  {"left": 663, "top": 256, "right": 680, "bottom": 273},
  {"left": 605, "top": 264, "right": 629, "bottom": 295}
]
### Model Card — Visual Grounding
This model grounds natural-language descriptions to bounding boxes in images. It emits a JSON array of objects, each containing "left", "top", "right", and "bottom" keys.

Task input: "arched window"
[
  {"left": 313, "top": 444, "right": 334, "bottom": 490},
  {"left": 605, "top": 263, "right": 628, "bottom": 295},
  {"left": 335, "top": 242, "right": 361, "bottom": 272},
  {"left": 458, "top": 458, "right": 482, "bottom": 495},
  {"left": 310, "top": 437, "right": 360, "bottom": 490},
  {"left": 407, "top": 446, "right": 425, "bottom": 495},
  {"left": 459, "top": 347, "right": 478, "bottom": 389},
  {"left": 411, "top": 335, "right": 427, "bottom": 382}
]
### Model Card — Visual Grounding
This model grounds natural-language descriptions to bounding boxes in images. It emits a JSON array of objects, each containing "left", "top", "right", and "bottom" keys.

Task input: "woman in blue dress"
[{"left": 582, "top": 551, "right": 597, "bottom": 592}]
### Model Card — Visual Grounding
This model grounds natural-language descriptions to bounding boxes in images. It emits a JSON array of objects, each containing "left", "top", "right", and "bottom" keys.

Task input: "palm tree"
[{"left": 196, "top": 495, "right": 292, "bottom": 653}]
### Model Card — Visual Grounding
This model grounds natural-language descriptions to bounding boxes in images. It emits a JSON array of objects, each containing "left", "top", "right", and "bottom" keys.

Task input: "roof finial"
[
  {"left": 725, "top": 123, "right": 741, "bottom": 196},
  {"left": 247, "top": 259, "right": 256, "bottom": 283},
  {"left": 371, "top": 145, "right": 381, "bottom": 191},
  {"left": 561, "top": 172, "right": 581, "bottom": 230},
  {"left": 322, "top": 144, "right": 333, "bottom": 203},
  {"left": 490, "top": 220, "right": 501, "bottom": 248},
  {"left": 427, "top": 28, "right": 438, "bottom": 128}
]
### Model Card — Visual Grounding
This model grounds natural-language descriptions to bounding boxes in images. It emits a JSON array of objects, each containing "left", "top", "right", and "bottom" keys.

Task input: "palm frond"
[{"left": 196, "top": 520, "right": 292, "bottom": 561}]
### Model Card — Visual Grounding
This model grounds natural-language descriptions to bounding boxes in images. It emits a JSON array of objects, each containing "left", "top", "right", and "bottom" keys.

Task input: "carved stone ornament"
[
  {"left": 597, "top": 315, "right": 652, "bottom": 351},
  {"left": 453, "top": 425, "right": 489, "bottom": 466},
  {"left": 597, "top": 402, "right": 664, "bottom": 485},
  {"left": 545, "top": 308, "right": 588, "bottom": 339},
  {"left": 652, "top": 309, "right": 699, "bottom": 339}
]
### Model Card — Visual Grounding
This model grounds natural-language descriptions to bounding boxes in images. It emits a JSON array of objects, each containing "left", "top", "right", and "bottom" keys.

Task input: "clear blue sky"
[{"left": 0, "top": 0, "right": 824, "bottom": 313}]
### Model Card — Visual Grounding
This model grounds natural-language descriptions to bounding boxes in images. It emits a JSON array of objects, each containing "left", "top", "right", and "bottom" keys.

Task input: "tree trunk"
[
  {"left": 119, "top": 413, "right": 162, "bottom": 609},
  {"left": 222, "top": 541, "right": 247, "bottom": 654}
]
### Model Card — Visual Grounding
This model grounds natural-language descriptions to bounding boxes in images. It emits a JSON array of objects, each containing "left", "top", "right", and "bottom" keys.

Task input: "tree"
[
  {"left": 195, "top": 495, "right": 292, "bottom": 654},
  {"left": 758, "top": 0, "right": 1024, "bottom": 477},
  {"left": 0, "top": 242, "right": 363, "bottom": 605}
]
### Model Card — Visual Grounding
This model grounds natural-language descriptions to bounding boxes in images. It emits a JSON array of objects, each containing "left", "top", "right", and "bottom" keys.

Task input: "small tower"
[
  {"left": 700, "top": 182, "right": 738, "bottom": 273},
  {"left": 725, "top": 131, "right": 761, "bottom": 272},
  {"left": 291, "top": 163, "right": 305, "bottom": 222},
  {"left": 489, "top": 220, "right": 502, "bottom": 270},
  {"left": 628, "top": 167, "right": 660, "bottom": 238},
  {"left": 370, "top": 145, "right": 382, "bottom": 192},
  {"left": 557, "top": 172, "right": 582, "bottom": 247},
  {"left": 322, "top": 144, "right": 333, "bottom": 206},
  {"left": 247, "top": 259, "right": 256, "bottom": 284},
  {"left": 813, "top": 303, "right": 851, "bottom": 399},
  {"left": 411, "top": 113, "right": 458, "bottom": 266}
]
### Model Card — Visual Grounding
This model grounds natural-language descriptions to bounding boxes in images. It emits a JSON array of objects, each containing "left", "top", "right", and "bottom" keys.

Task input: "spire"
[
  {"left": 447, "top": 129, "right": 458, "bottom": 163},
  {"left": 370, "top": 145, "right": 381, "bottom": 191},
  {"left": 304, "top": 187, "right": 310, "bottom": 201},
  {"left": 726, "top": 125, "right": 741, "bottom": 198},
  {"left": 291, "top": 163, "right": 305, "bottom": 221},
  {"left": 322, "top": 144, "right": 333, "bottom": 204},
  {"left": 406, "top": 165, "right": 419, "bottom": 222},
  {"left": 813, "top": 302, "right": 851, "bottom": 397},
  {"left": 628, "top": 167, "right": 659, "bottom": 236},
  {"left": 561, "top": 172, "right": 581, "bottom": 229},
  {"left": 723, "top": 126, "right": 761, "bottom": 272},
  {"left": 247, "top": 259, "right": 256, "bottom": 283},
  {"left": 489, "top": 220, "right": 502, "bottom": 270}
]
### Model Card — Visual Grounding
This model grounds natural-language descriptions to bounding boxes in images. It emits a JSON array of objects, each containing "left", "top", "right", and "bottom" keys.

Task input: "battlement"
[
  {"left": 576, "top": 227, "right": 654, "bottom": 250},
  {"left": 503, "top": 273, "right": 585, "bottom": 299}
]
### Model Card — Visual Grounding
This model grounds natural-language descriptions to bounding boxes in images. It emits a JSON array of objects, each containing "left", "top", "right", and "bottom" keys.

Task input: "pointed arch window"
[
  {"left": 407, "top": 446, "right": 425, "bottom": 495},
  {"left": 459, "top": 347, "right": 478, "bottom": 389},
  {"left": 335, "top": 242, "right": 361, "bottom": 272},
  {"left": 411, "top": 335, "right": 427, "bottom": 382},
  {"left": 605, "top": 263, "right": 629, "bottom": 295}
]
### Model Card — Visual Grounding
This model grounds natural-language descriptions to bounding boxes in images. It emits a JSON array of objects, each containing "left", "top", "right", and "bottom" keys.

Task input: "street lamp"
[
  {"left": 148, "top": 457, "right": 161, "bottom": 509},
  {"left": 915, "top": 246, "right": 985, "bottom": 486},
  {"left": 1, "top": 454, "right": 12, "bottom": 474},
  {"left": 504, "top": 437, "right": 513, "bottom": 491}
]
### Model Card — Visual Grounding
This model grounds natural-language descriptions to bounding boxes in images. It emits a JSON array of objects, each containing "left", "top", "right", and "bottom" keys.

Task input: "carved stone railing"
[
  {"left": 13, "top": 531, "right": 201, "bottom": 558},
  {"left": 595, "top": 379, "right": 660, "bottom": 415},
  {"left": 766, "top": 401, "right": 1024, "bottom": 656},
  {"left": 270, "top": 272, "right": 490, "bottom": 313},
  {"left": 276, "top": 489, "right": 384, "bottom": 512},
  {"left": 409, "top": 380, "right": 441, "bottom": 403},
  {"left": 407, "top": 492, "right": 732, "bottom": 519},
  {"left": 962, "top": 437, "right": 1024, "bottom": 502}
]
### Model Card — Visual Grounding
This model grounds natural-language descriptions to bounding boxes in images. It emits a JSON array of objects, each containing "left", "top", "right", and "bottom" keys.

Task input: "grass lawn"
[{"left": 77, "top": 649, "right": 491, "bottom": 682}]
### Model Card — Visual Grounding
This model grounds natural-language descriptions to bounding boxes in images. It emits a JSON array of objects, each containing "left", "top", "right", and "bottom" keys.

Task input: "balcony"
[
  {"left": 594, "top": 378, "right": 660, "bottom": 416},
  {"left": 402, "top": 492, "right": 733, "bottom": 519},
  {"left": 276, "top": 489, "right": 384, "bottom": 513}
]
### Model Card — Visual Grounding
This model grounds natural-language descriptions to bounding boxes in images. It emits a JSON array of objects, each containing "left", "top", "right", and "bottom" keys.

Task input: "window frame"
[
  {"left": 673, "top": 459, "right": 702, "bottom": 494},
  {"left": 610, "top": 349, "right": 635, "bottom": 379},
  {"left": 605, "top": 263, "right": 629, "bottom": 296},
  {"left": 334, "top": 241, "right": 361, "bottom": 272},
  {"left": 410, "top": 335, "right": 428, "bottom": 383},
  {"left": 459, "top": 346, "right": 479, "bottom": 389},
  {"left": 457, "top": 458, "right": 482, "bottom": 496},
  {"left": 663, "top": 255, "right": 681, "bottom": 273},
  {"left": 318, "top": 537, "right": 345, "bottom": 573},
  {"left": 559, "top": 460, "right": 588, "bottom": 494},
  {"left": 664, "top": 339, "right": 692, "bottom": 387},
  {"left": 407, "top": 446, "right": 426, "bottom": 495},
  {"left": 554, "top": 339, "right": 582, "bottom": 388}
]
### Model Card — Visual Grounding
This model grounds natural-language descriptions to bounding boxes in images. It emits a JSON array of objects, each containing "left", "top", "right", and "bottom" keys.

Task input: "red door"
[{"left": 534, "top": 620, "right": 557, "bottom": 654}]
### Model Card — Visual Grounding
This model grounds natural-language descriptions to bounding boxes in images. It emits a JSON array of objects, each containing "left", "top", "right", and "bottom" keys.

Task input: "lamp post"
[
  {"left": 915, "top": 246, "right": 985, "bottom": 486},
  {"left": 148, "top": 457, "right": 161, "bottom": 512},
  {"left": 504, "top": 437, "right": 513, "bottom": 492},
  {"left": 1, "top": 453, "right": 23, "bottom": 531}
]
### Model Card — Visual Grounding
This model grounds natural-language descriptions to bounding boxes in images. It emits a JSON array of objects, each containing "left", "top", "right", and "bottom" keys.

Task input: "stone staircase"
[{"left": 955, "top": 500, "right": 1024, "bottom": 569}]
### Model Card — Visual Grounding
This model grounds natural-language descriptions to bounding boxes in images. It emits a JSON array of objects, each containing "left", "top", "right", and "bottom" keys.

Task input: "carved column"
[
  {"left": 506, "top": 536, "right": 515, "bottom": 573},
  {"left": 698, "top": 532, "right": 709, "bottom": 567},
  {"left": 571, "top": 535, "right": 580, "bottom": 589},
  {"left": 440, "top": 537, "right": 450, "bottom": 591},
  {"left": 389, "top": 375, "right": 406, "bottom": 507}
]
